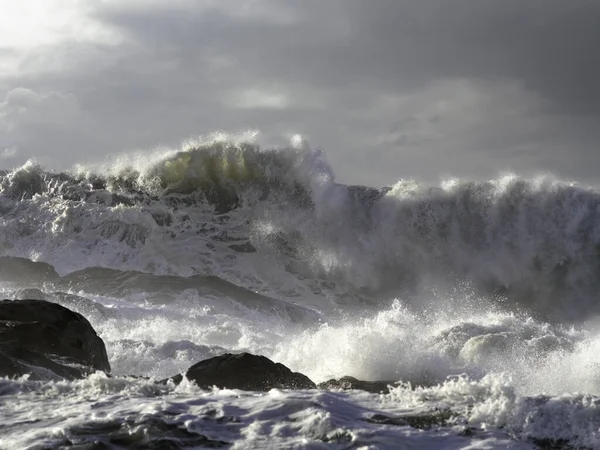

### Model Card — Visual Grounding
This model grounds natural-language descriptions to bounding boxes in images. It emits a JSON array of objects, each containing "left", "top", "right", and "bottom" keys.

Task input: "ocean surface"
[{"left": 2, "top": 140, "right": 600, "bottom": 449}]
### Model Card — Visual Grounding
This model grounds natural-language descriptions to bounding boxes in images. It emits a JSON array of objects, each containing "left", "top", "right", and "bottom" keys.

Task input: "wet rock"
[
  {"left": 166, "top": 352, "right": 316, "bottom": 391},
  {"left": 0, "top": 257, "right": 59, "bottom": 284},
  {"left": 228, "top": 242, "right": 257, "bottom": 253},
  {"left": 366, "top": 410, "right": 456, "bottom": 429},
  {"left": 0, "top": 299, "right": 110, "bottom": 380},
  {"left": 319, "top": 376, "right": 397, "bottom": 394}
]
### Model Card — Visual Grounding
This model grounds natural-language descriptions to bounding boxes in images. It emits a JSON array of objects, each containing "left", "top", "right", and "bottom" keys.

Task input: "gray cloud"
[
  {"left": 1, "top": 0, "right": 599, "bottom": 186},
  {"left": 345, "top": 0, "right": 600, "bottom": 114}
]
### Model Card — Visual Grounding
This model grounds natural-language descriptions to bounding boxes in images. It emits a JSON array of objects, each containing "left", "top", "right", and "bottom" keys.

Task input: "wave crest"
[
  {"left": 3, "top": 141, "right": 600, "bottom": 321},
  {"left": 0, "top": 140, "right": 334, "bottom": 213}
]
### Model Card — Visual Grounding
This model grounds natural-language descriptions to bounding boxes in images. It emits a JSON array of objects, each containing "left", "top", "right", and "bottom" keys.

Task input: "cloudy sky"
[{"left": 1, "top": 0, "right": 599, "bottom": 186}]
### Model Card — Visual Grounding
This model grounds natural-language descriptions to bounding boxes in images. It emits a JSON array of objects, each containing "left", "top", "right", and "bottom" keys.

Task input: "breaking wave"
[
  {"left": 1, "top": 139, "right": 599, "bottom": 322},
  {"left": 5, "top": 137, "right": 600, "bottom": 448}
]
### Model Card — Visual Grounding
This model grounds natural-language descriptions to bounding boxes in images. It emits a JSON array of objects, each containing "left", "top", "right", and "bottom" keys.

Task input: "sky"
[{"left": 1, "top": 0, "right": 599, "bottom": 186}]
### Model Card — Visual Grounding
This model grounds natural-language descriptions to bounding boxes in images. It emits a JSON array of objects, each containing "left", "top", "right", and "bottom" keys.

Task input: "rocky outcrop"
[
  {"left": 167, "top": 353, "right": 316, "bottom": 391},
  {"left": 0, "top": 299, "right": 110, "bottom": 380},
  {"left": 318, "top": 376, "right": 397, "bottom": 394},
  {"left": 0, "top": 256, "right": 59, "bottom": 285}
]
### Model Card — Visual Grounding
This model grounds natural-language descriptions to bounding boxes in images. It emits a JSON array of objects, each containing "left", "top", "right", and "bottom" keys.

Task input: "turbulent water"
[{"left": 2, "top": 139, "right": 600, "bottom": 449}]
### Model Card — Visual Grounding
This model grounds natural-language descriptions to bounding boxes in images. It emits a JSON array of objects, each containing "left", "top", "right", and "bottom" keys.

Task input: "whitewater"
[{"left": 2, "top": 137, "right": 600, "bottom": 449}]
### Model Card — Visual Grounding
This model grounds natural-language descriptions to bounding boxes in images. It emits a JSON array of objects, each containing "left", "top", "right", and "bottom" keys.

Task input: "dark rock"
[
  {"left": 228, "top": 242, "right": 257, "bottom": 253},
  {"left": 0, "top": 299, "right": 110, "bottom": 380},
  {"left": 166, "top": 353, "right": 316, "bottom": 391},
  {"left": 319, "top": 376, "right": 397, "bottom": 394},
  {"left": 366, "top": 410, "right": 455, "bottom": 429}
]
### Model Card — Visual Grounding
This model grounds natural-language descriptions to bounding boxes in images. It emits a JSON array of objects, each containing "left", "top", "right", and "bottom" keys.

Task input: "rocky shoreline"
[
  {"left": 0, "top": 298, "right": 394, "bottom": 394},
  {"left": 0, "top": 299, "right": 586, "bottom": 449},
  {"left": 0, "top": 299, "right": 110, "bottom": 380}
]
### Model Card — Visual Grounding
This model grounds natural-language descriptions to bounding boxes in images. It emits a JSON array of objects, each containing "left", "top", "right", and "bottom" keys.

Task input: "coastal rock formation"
[
  {"left": 0, "top": 299, "right": 110, "bottom": 380},
  {"left": 169, "top": 353, "right": 316, "bottom": 391},
  {"left": 318, "top": 376, "right": 396, "bottom": 394}
]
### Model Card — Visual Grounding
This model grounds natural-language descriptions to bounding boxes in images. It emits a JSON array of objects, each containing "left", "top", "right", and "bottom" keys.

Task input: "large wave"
[{"left": 1, "top": 139, "right": 599, "bottom": 321}]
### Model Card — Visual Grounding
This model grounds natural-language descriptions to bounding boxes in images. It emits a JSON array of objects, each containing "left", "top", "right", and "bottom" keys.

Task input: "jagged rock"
[
  {"left": 0, "top": 299, "right": 110, "bottom": 380},
  {"left": 166, "top": 353, "right": 316, "bottom": 391},
  {"left": 318, "top": 376, "right": 396, "bottom": 394}
]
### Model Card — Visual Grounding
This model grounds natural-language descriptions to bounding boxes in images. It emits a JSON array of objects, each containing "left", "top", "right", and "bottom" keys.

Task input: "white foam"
[
  {"left": 0, "top": 373, "right": 530, "bottom": 449},
  {"left": 4, "top": 142, "right": 600, "bottom": 447}
]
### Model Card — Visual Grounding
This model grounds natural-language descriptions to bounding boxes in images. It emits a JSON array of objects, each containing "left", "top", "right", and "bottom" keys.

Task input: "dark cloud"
[
  {"left": 344, "top": 0, "right": 600, "bottom": 114},
  {"left": 92, "top": 0, "right": 600, "bottom": 112},
  {"left": 1, "top": 1, "right": 599, "bottom": 186}
]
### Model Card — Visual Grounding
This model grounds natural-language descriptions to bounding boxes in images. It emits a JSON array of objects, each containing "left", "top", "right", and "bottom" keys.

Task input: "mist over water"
[{"left": 2, "top": 138, "right": 600, "bottom": 448}]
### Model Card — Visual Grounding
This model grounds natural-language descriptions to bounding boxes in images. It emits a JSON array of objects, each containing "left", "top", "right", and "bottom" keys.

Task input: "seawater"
[{"left": 1, "top": 139, "right": 600, "bottom": 449}]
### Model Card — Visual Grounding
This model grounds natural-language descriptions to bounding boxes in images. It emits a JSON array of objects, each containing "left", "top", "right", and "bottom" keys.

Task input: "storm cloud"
[{"left": 1, "top": 0, "right": 599, "bottom": 186}]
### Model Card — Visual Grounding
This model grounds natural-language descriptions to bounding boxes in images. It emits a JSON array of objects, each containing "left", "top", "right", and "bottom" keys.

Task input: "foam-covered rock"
[
  {"left": 169, "top": 353, "right": 316, "bottom": 391},
  {"left": 0, "top": 299, "right": 110, "bottom": 380}
]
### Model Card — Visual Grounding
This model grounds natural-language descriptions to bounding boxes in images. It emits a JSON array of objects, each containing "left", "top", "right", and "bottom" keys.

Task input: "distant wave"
[{"left": 2, "top": 140, "right": 600, "bottom": 321}]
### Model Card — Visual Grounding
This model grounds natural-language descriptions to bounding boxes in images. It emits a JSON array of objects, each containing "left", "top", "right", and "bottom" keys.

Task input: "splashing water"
[{"left": 2, "top": 137, "right": 600, "bottom": 448}]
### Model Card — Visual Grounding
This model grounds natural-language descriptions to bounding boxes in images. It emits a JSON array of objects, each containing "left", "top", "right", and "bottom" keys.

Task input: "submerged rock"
[
  {"left": 228, "top": 242, "right": 257, "bottom": 253},
  {"left": 0, "top": 299, "right": 110, "bottom": 380},
  {"left": 318, "top": 376, "right": 397, "bottom": 394},
  {"left": 366, "top": 410, "right": 456, "bottom": 429},
  {"left": 167, "top": 353, "right": 316, "bottom": 391}
]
